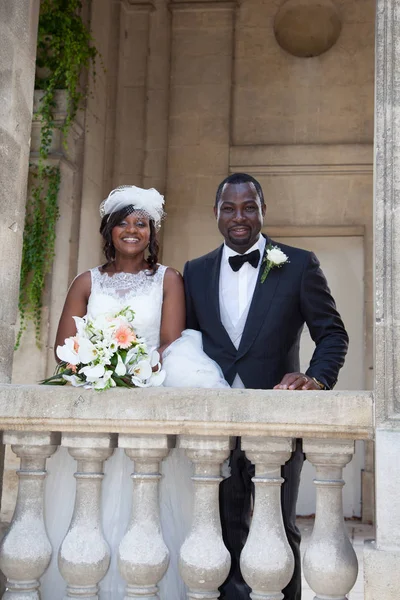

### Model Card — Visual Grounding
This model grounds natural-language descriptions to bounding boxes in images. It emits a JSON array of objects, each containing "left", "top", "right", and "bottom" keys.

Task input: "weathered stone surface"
[
  {"left": 163, "top": 0, "right": 234, "bottom": 269},
  {"left": 364, "top": 0, "right": 400, "bottom": 592},
  {"left": 234, "top": 0, "right": 374, "bottom": 145},
  {"left": 179, "top": 435, "right": 232, "bottom": 597},
  {"left": 118, "top": 434, "right": 172, "bottom": 597},
  {"left": 0, "top": 385, "right": 373, "bottom": 438},
  {"left": 374, "top": 0, "right": 400, "bottom": 422},
  {"left": 240, "top": 437, "right": 294, "bottom": 598},
  {"left": 274, "top": 0, "right": 342, "bottom": 58},
  {"left": 364, "top": 541, "right": 400, "bottom": 600},
  {"left": 58, "top": 434, "right": 116, "bottom": 598},
  {"left": 0, "top": 0, "right": 40, "bottom": 384},
  {"left": 372, "top": 429, "right": 400, "bottom": 549},
  {"left": 303, "top": 439, "right": 358, "bottom": 599},
  {"left": 0, "top": 431, "right": 59, "bottom": 598}
]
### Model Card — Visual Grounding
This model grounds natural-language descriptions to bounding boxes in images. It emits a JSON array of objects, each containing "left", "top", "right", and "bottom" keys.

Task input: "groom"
[{"left": 183, "top": 172, "right": 349, "bottom": 599}]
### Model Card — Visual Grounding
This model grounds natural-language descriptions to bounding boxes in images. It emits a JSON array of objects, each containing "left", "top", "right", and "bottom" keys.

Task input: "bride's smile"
[{"left": 111, "top": 213, "right": 150, "bottom": 256}]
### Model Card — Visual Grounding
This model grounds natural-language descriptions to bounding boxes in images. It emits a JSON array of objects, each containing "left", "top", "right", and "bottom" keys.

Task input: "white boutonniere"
[{"left": 261, "top": 244, "right": 289, "bottom": 283}]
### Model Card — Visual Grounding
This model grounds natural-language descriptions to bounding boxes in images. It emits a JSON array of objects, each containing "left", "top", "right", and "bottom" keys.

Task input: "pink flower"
[{"left": 114, "top": 325, "right": 136, "bottom": 349}]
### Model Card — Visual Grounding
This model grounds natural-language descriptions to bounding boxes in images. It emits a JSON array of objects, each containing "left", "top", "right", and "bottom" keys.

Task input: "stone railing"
[{"left": 0, "top": 385, "right": 373, "bottom": 599}]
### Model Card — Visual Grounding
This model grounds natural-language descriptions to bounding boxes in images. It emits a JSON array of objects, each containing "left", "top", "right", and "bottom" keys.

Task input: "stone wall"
[
  {"left": 0, "top": 2, "right": 40, "bottom": 384},
  {"left": 233, "top": 0, "right": 374, "bottom": 145},
  {"left": 0, "top": 0, "right": 41, "bottom": 523}
]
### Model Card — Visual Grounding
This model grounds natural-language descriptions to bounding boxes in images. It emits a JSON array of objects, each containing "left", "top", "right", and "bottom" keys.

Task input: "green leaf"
[{"left": 112, "top": 375, "right": 134, "bottom": 389}]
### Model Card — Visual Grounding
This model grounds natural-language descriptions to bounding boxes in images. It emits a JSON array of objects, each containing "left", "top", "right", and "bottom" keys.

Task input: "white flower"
[
  {"left": 148, "top": 369, "right": 166, "bottom": 387},
  {"left": 62, "top": 374, "right": 86, "bottom": 387},
  {"left": 130, "top": 360, "right": 153, "bottom": 386},
  {"left": 115, "top": 353, "right": 127, "bottom": 376},
  {"left": 77, "top": 338, "right": 98, "bottom": 363},
  {"left": 126, "top": 346, "right": 139, "bottom": 365},
  {"left": 150, "top": 350, "right": 161, "bottom": 369},
  {"left": 108, "top": 340, "right": 118, "bottom": 353},
  {"left": 79, "top": 363, "right": 106, "bottom": 382},
  {"left": 130, "top": 377, "right": 149, "bottom": 388},
  {"left": 266, "top": 246, "right": 289, "bottom": 266},
  {"left": 131, "top": 360, "right": 152, "bottom": 380},
  {"left": 93, "top": 370, "right": 116, "bottom": 391},
  {"left": 57, "top": 337, "right": 80, "bottom": 365},
  {"left": 72, "top": 316, "right": 87, "bottom": 337}
]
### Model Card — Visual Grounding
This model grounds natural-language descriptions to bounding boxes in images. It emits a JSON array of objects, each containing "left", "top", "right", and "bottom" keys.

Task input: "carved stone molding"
[
  {"left": 169, "top": 0, "right": 236, "bottom": 11},
  {"left": 374, "top": 0, "right": 400, "bottom": 423}
]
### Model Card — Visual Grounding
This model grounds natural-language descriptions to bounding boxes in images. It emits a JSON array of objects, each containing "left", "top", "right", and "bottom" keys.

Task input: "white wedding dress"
[{"left": 40, "top": 265, "right": 229, "bottom": 599}]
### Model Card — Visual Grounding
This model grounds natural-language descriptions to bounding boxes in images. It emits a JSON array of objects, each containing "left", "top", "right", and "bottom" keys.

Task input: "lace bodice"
[{"left": 87, "top": 265, "right": 167, "bottom": 350}]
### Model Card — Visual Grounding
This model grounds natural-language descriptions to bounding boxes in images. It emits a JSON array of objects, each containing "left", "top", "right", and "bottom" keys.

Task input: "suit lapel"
[
  {"left": 206, "top": 245, "right": 238, "bottom": 354},
  {"left": 236, "top": 236, "right": 281, "bottom": 360}
]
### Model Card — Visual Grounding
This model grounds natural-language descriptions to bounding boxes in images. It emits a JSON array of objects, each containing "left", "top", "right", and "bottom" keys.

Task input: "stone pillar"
[
  {"left": 117, "top": 434, "right": 173, "bottom": 599},
  {"left": 303, "top": 439, "right": 358, "bottom": 600},
  {"left": 163, "top": 0, "right": 235, "bottom": 271},
  {"left": 58, "top": 433, "right": 116, "bottom": 599},
  {"left": 142, "top": 0, "right": 170, "bottom": 196},
  {"left": 0, "top": 431, "right": 60, "bottom": 599},
  {"left": 0, "top": 1, "right": 40, "bottom": 383},
  {"left": 240, "top": 436, "right": 294, "bottom": 600},
  {"left": 112, "top": 0, "right": 153, "bottom": 189},
  {"left": 179, "top": 435, "right": 232, "bottom": 600},
  {"left": 77, "top": 0, "right": 122, "bottom": 273},
  {"left": 364, "top": 0, "right": 400, "bottom": 596}
]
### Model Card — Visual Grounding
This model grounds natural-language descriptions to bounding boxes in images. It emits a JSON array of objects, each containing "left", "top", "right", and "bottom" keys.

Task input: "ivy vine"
[{"left": 16, "top": 0, "right": 99, "bottom": 349}]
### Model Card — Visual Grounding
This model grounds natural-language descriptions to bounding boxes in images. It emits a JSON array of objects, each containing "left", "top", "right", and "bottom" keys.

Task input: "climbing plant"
[{"left": 16, "top": 0, "right": 99, "bottom": 349}]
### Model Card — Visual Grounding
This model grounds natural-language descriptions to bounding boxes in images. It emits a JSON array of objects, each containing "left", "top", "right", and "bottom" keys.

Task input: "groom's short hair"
[{"left": 215, "top": 173, "right": 265, "bottom": 207}]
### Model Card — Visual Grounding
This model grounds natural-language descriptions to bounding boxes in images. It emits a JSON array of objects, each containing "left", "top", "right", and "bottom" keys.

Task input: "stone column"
[
  {"left": 303, "top": 439, "right": 358, "bottom": 600},
  {"left": 77, "top": 0, "right": 122, "bottom": 273},
  {"left": 0, "top": 1, "right": 40, "bottom": 382},
  {"left": 112, "top": 0, "right": 153, "bottom": 189},
  {"left": 0, "top": 431, "right": 60, "bottom": 599},
  {"left": 58, "top": 433, "right": 116, "bottom": 599},
  {"left": 163, "top": 0, "right": 235, "bottom": 271},
  {"left": 142, "top": 0, "right": 170, "bottom": 196},
  {"left": 364, "top": 0, "right": 400, "bottom": 596},
  {"left": 179, "top": 435, "right": 232, "bottom": 600},
  {"left": 240, "top": 436, "right": 294, "bottom": 600},
  {"left": 117, "top": 434, "right": 174, "bottom": 599}
]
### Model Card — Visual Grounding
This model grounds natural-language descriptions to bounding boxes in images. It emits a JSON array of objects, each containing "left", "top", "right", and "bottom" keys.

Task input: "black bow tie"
[{"left": 228, "top": 249, "right": 260, "bottom": 272}]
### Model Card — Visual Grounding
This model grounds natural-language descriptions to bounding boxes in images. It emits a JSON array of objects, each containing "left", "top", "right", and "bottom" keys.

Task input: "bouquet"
[{"left": 42, "top": 307, "right": 165, "bottom": 391}]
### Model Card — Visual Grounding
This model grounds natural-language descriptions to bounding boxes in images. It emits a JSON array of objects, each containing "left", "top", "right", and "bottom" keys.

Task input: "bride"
[{"left": 40, "top": 185, "right": 229, "bottom": 599}]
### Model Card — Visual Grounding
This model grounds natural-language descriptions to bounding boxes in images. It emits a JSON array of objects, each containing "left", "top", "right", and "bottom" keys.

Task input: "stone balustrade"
[{"left": 0, "top": 385, "right": 373, "bottom": 599}]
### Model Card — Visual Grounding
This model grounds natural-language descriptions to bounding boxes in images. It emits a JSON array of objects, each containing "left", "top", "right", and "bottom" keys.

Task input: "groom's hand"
[{"left": 274, "top": 372, "right": 320, "bottom": 390}]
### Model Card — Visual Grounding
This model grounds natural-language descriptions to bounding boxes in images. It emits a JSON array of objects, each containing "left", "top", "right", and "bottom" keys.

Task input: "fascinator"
[{"left": 100, "top": 185, "right": 165, "bottom": 230}]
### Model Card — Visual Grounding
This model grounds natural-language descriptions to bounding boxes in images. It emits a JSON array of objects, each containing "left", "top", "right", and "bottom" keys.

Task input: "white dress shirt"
[
  {"left": 219, "top": 235, "right": 266, "bottom": 389},
  {"left": 219, "top": 235, "right": 266, "bottom": 327}
]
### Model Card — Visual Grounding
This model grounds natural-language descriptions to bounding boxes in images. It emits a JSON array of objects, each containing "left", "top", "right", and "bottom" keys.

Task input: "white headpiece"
[{"left": 100, "top": 185, "right": 165, "bottom": 230}]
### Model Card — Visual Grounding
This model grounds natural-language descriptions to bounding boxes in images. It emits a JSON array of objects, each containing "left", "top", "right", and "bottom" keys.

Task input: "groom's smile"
[{"left": 214, "top": 182, "right": 266, "bottom": 254}]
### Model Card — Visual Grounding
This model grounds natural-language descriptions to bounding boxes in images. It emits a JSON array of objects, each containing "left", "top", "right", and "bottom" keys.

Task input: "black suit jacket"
[{"left": 183, "top": 236, "right": 349, "bottom": 390}]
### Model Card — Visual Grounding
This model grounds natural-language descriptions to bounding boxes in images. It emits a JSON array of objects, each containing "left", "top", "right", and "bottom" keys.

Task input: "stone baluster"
[
  {"left": 117, "top": 434, "right": 174, "bottom": 599},
  {"left": 0, "top": 431, "right": 60, "bottom": 599},
  {"left": 240, "top": 436, "right": 295, "bottom": 600},
  {"left": 179, "top": 435, "right": 232, "bottom": 600},
  {"left": 58, "top": 433, "right": 116, "bottom": 599},
  {"left": 303, "top": 439, "right": 358, "bottom": 600}
]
